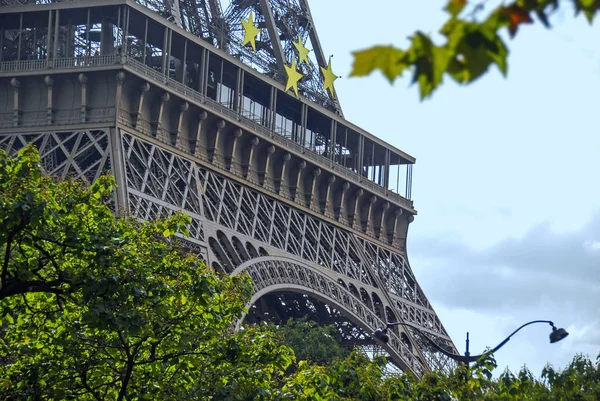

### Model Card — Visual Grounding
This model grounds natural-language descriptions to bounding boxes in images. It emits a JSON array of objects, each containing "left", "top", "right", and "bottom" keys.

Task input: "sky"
[{"left": 305, "top": 1, "right": 600, "bottom": 376}]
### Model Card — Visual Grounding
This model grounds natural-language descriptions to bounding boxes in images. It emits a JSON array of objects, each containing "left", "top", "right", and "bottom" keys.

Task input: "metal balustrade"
[
  {"left": 0, "top": 55, "right": 118, "bottom": 73},
  {"left": 0, "top": 53, "right": 412, "bottom": 208},
  {"left": 124, "top": 58, "right": 413, "bottom": 208}
]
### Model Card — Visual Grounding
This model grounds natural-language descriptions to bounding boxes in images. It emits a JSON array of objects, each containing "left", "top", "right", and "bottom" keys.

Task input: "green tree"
[
  {"left": 0, "top": 146, "right": 294, "bottom": 400},
  {"left": 540, "top": 354, "right": 600, "bottom": 401},
  {"left": 0, "top": 145, "right": 117, "bottom": 301},
  {"left": 269, "top": 318, "right": 350, "bottom": 366},
  {"left": 279, "top": 350, "right": 389, "bottom": 401},
  {"left": 350, "top": 0, "right": 600, "bottom": 99}
]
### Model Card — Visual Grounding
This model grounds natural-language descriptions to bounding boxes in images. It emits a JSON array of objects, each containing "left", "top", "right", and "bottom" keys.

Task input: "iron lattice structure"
[
  {"left": 130, "top": 0, "right": 339, "bottom": 111},
  {"left": 0, "top": 0, "right": 456, "bottom": 376}
]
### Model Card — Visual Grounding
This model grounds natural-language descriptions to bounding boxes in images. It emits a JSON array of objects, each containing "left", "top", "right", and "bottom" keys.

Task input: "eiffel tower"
[{"left": 0, "top": 0, "right": 457, "bottom": 376}]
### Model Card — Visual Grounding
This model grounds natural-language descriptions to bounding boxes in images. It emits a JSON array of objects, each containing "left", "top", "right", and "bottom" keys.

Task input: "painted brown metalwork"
[{"left": 0, "top": 0, "right": 456, "bottom": 376}]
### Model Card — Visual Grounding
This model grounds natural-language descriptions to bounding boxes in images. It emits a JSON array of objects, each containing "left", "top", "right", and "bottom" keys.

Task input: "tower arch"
[{"left": 231, "top": 256, "right": 425, "bottom": 376}]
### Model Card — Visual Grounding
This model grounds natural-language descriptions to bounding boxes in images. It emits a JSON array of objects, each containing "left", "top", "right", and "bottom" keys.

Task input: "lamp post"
[{"left": 373, "top": 320, "right": 568, "bottom": 367}]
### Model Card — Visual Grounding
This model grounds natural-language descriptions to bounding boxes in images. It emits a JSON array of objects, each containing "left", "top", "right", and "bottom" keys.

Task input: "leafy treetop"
[{"left": 0, "top": 146, "right": 293, "bottom": 400}]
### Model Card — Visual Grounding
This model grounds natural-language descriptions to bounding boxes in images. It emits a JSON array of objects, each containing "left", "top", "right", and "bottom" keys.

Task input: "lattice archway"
[{"left": 231, "top": 256, "right": 426, "bottom": 377}]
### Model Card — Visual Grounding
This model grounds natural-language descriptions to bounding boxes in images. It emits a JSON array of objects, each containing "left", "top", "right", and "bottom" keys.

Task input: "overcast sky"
[{"left": 305, "top": 1, "right": 600, "bottom": 375}]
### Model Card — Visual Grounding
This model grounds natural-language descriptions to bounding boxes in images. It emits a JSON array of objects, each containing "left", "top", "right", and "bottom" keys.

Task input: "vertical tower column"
[
  {"left": 10, "top": 78, "right": 20, "bottom": 127},
  {"left": 194, "top": 111, "right": 208, "bottom": 157},
  {"left": 78, "top": 73, "right": 88, "bottom": 123},
  {"left": 365, "top": 196, "right": 377, "bottom": 235},
  {"left": 262, "top": 145, "right": 276, "bottom": 188},
  {"left": 309, "top": 168, "right": 321, "bottom": 210},
  {"left": 228, "top": 128, "right": 243, "bottom": 171},
  {"left": 112, "top": 71, "right": 128, "bottom": 212},
  {"left": 210, "top": 119, "right": 226, "bottom": 164},
  {"left": 324, "top": 175, "right": 336, "bottom": 217},
  {"left": 175, "top": 101, "right": 190, "bottom": 150},
  {"left": 293, "top": 160, "right": 306, "bottom": 202},
  {"left": 245, "top": 136, "right": 259, "bottom": 179},
  {"left": 134, "top": 82, "right": 151, "bottom": 129},
  {"left": 155, "top": 92, "right": 171, "bottom": 143},
  {"left": 337, "top": 182, "right": 350, "bottom": 224},
  {"left": 378, "top": 202, "right": 390, "bottom": 241},
  {"left": 44, "top": 75, "right": 54, "bottom": 124},
  {"left": 392, "top": 209, "right": 403, "bottom": 248},
  {"left": 351, "top": 189, "right": 363, "bottom": 230},
  {"left": 278, "top": 152, "right": 292, "bottom": 196},
  {"left": 100, "top": 18, "right": 114, "bottom": 55}
]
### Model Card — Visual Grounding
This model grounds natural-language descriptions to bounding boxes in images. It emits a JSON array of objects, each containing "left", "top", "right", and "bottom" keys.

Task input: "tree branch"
[
  {"left": 0, "top": 278, "right": 64, "bottom": 300},
  {"left": 79, "top": 369, "right": 103, "bottom": 401},
  {"left": 116, "top": 330, "right": 133, "bottom": 401},
  {"left": 1, "top": 231, "right": 15, "bottom": 290}
]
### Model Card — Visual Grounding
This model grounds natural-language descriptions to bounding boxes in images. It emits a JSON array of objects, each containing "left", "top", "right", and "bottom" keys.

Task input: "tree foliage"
[
  {"left": 0, "top": 145, "right": 116, "bottom": 301},
  {"left": 0, "top": 146, "right": 293, "bottom": 400},
  {"left": 350, "top": 0, "right": 600, "bottom": 99},
  {"left": 1, "top": 147, "right": 599, "bottom": 399},
  {"left": 279, "top": 352, "right": 600, "bottom": 401},
  {"left": 269, "top": 318, "right": 350, "bottom": 366}
]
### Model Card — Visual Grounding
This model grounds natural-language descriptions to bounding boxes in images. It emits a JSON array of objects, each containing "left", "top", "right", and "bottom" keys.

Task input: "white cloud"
[{"left": 584, "top": 240, "right": 600, "bottom": 251}]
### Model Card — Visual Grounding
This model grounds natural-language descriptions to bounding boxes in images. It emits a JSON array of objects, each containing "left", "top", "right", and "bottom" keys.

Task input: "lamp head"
[
  {"left": 550, "top": 326, "right": 569, "bottom": 343},
  {"left": 373, "top": 328, "right": 390, "bottom": 344}
]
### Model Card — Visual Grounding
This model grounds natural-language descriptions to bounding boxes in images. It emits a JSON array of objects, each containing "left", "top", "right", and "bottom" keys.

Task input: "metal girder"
[
  {"left": 123, "top": 0, "right": 343, "bottom": 113},
  {"left": 118, "top": 131, "right": 457, "bottom": 375},
  {"left": 257, "top": 0, "right": 285, "bottom": 74},
  {"left": 0, "top": 130, "right": 112, "bottom": 185}
]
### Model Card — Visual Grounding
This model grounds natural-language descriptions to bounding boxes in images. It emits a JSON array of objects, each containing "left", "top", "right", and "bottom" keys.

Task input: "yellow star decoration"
[
  {"left": 292, "top": 34, "right": 311, "bottom": 66},
  {"left": 321, "top": 58, "right": 338, "bottom": 98},
  {"left": 241, "top": 11, "right": 260, "bottom": 52},
  {"left": 284, "top": 58, "right": 303, "bottom": 98}
]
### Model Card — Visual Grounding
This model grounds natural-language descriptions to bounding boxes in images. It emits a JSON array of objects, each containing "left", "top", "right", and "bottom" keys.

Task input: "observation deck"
[{"left": 0, "top": 0, "right": 415, "bottom": 208}]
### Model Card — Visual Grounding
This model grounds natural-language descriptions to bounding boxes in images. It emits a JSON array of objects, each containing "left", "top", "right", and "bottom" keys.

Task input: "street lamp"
[{"left": 373, "top": 320, "right": 568, "bottom": 366}]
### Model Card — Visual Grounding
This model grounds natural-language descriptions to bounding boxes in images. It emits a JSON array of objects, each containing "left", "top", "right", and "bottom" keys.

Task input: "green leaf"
[
  {"left": 583, "top": 9, "right": 596, "bottom": 23},
  {"left": 488, "top": 36, "right": 508, "bottom": 76},
  {"left": 445, "top": 0, "right": 467, "bottom": 17},
  {"left": 350, "top": 46, "right": 407, "bottom": 83},
  {"left": 406, "top": 32, "right": 451, "bottom": 99}
]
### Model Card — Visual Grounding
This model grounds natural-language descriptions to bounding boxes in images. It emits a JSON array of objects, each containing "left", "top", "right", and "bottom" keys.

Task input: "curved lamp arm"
[
  {"left": 377, "top": 320, "right": 568, "bottom": 364},
  {"left": 488, "top": 320, "right": 553, "bottom": 354},
  {"left": 376, "top": 321, "right": 469, "bottom": 363}
]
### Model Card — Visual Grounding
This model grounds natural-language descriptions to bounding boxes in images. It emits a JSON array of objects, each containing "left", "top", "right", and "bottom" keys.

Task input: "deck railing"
[{"left": 0, "top": 54, "right": 413, "bottom": 208}]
